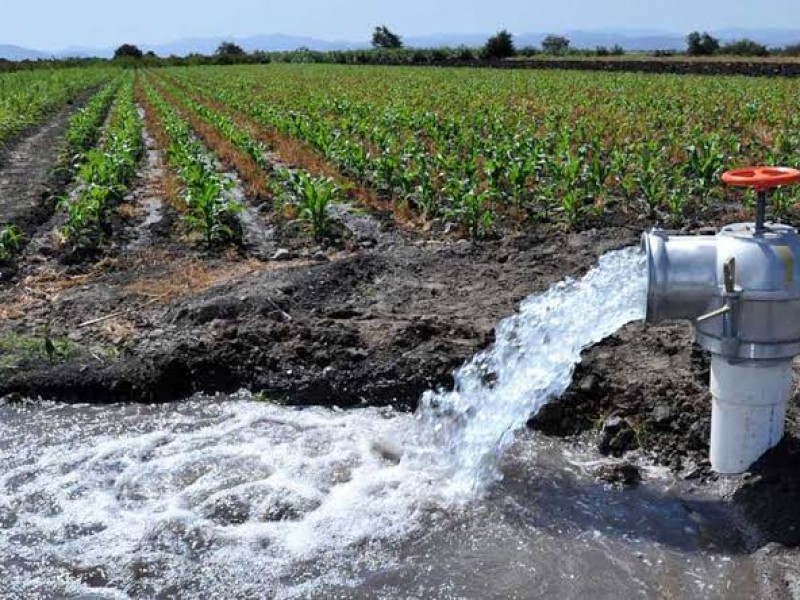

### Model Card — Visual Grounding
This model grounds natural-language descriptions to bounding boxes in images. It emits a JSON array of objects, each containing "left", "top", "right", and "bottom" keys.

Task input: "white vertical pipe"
[{"left": 710, "top": 356, "right": 794, "bottom": 474}]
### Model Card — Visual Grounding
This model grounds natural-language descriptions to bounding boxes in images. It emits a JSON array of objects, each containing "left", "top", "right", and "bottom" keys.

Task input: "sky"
[{"left": 2, "top": 0, "right": 799, "bottom": 51}]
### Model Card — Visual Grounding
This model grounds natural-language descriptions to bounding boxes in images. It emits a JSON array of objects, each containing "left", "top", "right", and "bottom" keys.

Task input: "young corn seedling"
[
  {"left": 666, "top": 187, "right": 687, "bottom": 226},
  {"left": 685, "top": 136, "right": 725, "bottom": 190},
  {"left": 638, "top": 171, "right": 667, "bottom": 219},
  {"left": 560, "top": 189, "right": 583, "bottom": 230},
  {"left": 483, "top": 157, "right": 505, "bottom": 197},
  {"left": 507, "top": 159, "right": 534, "bottom": 208},
  {"left": 184, "top": 175, "right": 241, "bottom": 247},
  {"left": 586, "top": 146, "right": 611, "bottom": 195},
  {"left": 448, "top": 188, "right": 494, "bottom": 240},
  {"left": 414, "top": 171, "right": 438, "bottom": 221},
  {"left": 295, "top": 173, "right": 338, "bottom": 241}
]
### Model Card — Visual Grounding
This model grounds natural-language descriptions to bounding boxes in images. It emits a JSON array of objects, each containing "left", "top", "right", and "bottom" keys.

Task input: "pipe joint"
[
  {"left": 642, "top": 222, "right": 800, "bottom": 473},
  {"left": 643, "top": 224, "right": 800, "bottom": 360}
]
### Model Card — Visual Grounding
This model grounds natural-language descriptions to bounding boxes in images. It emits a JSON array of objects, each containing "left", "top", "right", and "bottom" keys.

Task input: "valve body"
[{"left": 642, "top": 223, "right": 800, "bottom": 473}]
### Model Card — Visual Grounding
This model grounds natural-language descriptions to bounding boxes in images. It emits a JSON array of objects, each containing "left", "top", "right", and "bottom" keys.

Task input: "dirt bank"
[
  {"left": 454, "top": 57, "right": 800, "bottom": 78},
  {"left": 0, "top": 224, "right": 636, "bottom": 405}
]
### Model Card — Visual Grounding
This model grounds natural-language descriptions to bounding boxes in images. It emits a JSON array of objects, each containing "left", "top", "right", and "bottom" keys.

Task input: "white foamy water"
[
  {"left": 0, "top": 401, "right": 436, "bottom": 598},
  {"left": 0, "top": 247, "right": 647, "bottom": 598}
]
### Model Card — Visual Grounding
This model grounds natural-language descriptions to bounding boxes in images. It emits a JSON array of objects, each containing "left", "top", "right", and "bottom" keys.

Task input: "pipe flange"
[{"left": 695, "top": 331, "right": 800, "bottom": 361}]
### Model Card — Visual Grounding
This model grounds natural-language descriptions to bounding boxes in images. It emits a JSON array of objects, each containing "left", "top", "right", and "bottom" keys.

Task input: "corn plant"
[
  {"left": 183, "top": 172, "right": 240, "bottom": 246},
  {"left": 638, "top": 171, "right": 667, "bottom": 218},
  {"left": 684, "top": 136, "right": 725, "bottom": 190},
  {"left": 666, "top": 187, "right": 688, "bottom": 226},
  {"left": 560, "top": 190, "right": 583, "bottom": 230},
  {"left": 507, "top": 159, "right": 534, "bottom": 207},
  {"left": 586, "top": 144, "right": 612, "bottom": 194},
  {"left": 448, "top": 189, "right": 494, "bottom": 240},
  {"left": 411, "top": 164, "right": 438, "bottom": 220},
  {"left": 294, "top": 173, "right": 338, "bottom": 240}
]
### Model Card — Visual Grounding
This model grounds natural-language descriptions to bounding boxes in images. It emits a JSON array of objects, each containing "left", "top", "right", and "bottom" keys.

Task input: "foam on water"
[
  {"left": 0, "top": 247, "right": 647, "bottom": 598},
  {"left": 0, "top": 401, "right": 435, "bottom": 598}
]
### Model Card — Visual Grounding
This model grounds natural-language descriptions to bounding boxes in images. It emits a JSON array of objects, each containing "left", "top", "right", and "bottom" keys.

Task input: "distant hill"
[
  {"left": 2, "top": 28, "right": 800, "bottom": 61},
  {"left": 0, "top": 44, "right": 48, "bottom": 61},
  {"left": 142, "top": 34, "right": 363, "bottom": 57}
]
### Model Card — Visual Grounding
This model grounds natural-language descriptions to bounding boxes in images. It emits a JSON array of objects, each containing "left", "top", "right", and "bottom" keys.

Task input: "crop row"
[
  {"left": 164, "top": 65, "right": 800, "bottom": 232},
  {"left": 60, "top": 75, "right": 143, "bottom": 247},
  {"left": 140, "top": 78, "right": 244, "bottom": 246},
  {"left": 0, "top": 77, "right": 122, "bottom": 263},
  {"left": 147, "top": 74, "right": 342, "bottom": 241},
  {"left": 64, "top": 80, "right": 120, "bottom": 159},
  {"left": 0, "top": 67, "right": 114, "bottom": 147}
]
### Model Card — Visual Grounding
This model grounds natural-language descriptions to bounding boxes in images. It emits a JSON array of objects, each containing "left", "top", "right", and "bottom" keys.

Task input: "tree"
[
  {"left": 372, "top": 26, "right": 403, "bottom": 49},
  {"left": 484, "top": 30, "right": 516, "bottom": 59},
  {"left": 783, "top": 43, "right": 800, "bottom": 57},
  {"left": 216, "top": 41, "right": 245, "bottom": 56},
  {"left": 687, "top": 31, "right": 720, "bottom": 56},
  {"left": 542, "top": 35, "right": 570, "bottom": 55},
  {"left": 721, "top": 38, "right": 769, "bottom": 57},
  {"left": 114, "top": 44, "right": 143, "bottom": 60}
]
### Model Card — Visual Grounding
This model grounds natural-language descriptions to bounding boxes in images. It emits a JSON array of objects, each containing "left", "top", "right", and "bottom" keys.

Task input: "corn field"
[
  {"left": 4, "top": 63, "right": 800, "bottom": 261},
  {"left": 150, "top": 64, "right": 800, "bottom": 233}
]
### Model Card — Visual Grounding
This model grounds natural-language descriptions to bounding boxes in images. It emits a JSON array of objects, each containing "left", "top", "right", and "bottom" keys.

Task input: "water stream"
[
  {"left": 0, "top": 248, "right": 760, "bottom": 598},
  {"left": 416, "top": 247, "right": 648, "bottom": 492}
]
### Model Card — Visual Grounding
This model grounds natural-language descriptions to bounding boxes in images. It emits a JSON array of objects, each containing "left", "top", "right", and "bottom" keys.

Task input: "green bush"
[
  {"left": 721, "top": 39, "right": 770, "bottom": 57},
  {"left": 687, "top": 31, "right": 720, "bottom": 56},
  {"left": 542, "top": 35, "right": 571, "bottom": 55},
  {"left": 483, "top": 30, "right": 516, "bottom": 59}
]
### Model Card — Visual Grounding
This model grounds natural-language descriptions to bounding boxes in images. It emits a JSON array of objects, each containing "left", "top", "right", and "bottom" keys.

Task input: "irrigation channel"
[{"left": 0, "top": 248, "right": 760, "bottom": 598}]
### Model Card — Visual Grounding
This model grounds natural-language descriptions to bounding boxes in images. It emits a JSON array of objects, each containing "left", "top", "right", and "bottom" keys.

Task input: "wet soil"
[
  {"left": 2, "top": 106, "right": 800, "bottom": 597},
  {"left": 0, "top": 224, "right": 636, "bottom": 406},
  {"left": 0, "top": 96, "right": 87, "bottom": 241}
]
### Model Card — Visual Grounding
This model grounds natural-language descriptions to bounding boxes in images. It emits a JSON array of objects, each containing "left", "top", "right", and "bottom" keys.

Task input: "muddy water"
[
  {"left": 126, "top": 108, "right": 165, "bottom": 251},
  {"left": 0, "top": 398, "right": 757, "bottom": 599}
]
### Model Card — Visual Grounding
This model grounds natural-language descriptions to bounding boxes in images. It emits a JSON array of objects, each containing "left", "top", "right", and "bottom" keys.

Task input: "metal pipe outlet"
[{"left": 641, "top": 166, "right": 800, "bottom": 474}]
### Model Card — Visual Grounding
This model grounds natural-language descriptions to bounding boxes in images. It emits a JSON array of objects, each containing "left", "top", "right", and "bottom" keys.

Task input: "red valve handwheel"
[{"left": 722, "top": 167, "right": 800, "bottom": 190}]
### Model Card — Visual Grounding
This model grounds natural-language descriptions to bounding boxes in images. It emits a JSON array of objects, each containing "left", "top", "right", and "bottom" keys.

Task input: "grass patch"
[{"left": 0, "top": 333, "right": 82, "bottom": 369}]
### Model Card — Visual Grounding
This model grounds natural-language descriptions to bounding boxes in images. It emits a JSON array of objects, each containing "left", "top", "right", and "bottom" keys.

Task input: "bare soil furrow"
[
  {"left": 122, "top": 106, "right": 171, "bottom": 252},
  {"left": 0, "top": 100, "right": 83, "bottom": 236}
]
